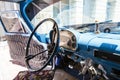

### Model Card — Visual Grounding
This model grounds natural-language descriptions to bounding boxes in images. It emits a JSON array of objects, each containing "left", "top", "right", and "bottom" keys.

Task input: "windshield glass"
[{"left": 26, "top": 0, "right": 120, "bottom": 34}]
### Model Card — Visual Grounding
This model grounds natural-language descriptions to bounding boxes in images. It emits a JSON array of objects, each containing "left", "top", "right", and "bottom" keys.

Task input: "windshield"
[{"left": 26, "top": 0, "right": 120, "bottom": 34}]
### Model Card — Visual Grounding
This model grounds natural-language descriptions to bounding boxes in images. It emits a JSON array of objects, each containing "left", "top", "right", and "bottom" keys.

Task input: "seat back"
[
  {"left": 6, "top": 34, "right": 46, "bottom": 66},
  {"left": 0, "top": 11, "right": 47, "bottom": 67}
]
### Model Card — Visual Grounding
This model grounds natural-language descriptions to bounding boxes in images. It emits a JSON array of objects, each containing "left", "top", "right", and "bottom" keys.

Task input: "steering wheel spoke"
[{"left": 26, "top": 50, "right": 48, "bottom": 60}]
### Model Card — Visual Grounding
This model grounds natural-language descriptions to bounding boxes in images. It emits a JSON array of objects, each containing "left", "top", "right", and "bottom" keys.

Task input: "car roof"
[{"left": 0, "top": 0, "right": 24, "bottom": 2}]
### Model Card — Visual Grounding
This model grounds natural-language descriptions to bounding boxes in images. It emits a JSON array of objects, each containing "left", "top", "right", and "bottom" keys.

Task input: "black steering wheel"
[{"left": 25, "top": 18, "right": 59, "bottom": 72}]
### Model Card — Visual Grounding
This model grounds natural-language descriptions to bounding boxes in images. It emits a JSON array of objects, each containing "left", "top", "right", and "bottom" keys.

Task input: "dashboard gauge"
[{"left": 60, "top": 30, "right": 77, "bottom": 51}]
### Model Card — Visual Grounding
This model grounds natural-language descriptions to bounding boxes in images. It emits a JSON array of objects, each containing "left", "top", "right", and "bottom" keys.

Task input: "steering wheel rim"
[{"left": 25, "top": 18, "right": 59, "bottom": 72}]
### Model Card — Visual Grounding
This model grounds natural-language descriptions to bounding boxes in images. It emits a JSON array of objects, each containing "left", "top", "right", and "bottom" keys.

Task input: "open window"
[{"left": 0, "top": 11, "right": 28, "bottom": 33}]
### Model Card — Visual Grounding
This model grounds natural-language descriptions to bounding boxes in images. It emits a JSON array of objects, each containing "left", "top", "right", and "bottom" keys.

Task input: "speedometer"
[{"left": 60, "top": 30, "right": 77, "bottom": 51}]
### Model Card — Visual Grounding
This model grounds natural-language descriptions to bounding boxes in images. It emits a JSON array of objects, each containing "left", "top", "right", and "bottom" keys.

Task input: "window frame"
[{"left": 0, "top": 10, "right": 29, "bottom": 34}]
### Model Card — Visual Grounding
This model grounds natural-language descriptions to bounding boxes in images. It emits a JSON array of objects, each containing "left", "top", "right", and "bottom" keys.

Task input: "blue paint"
[
  {"left": 99, "top": 43, "right": 117, "bottom": 52},
  {"left": 0, "top": 0, "right": 120, "bottom": 79},
  {"left": 19, "top": 0, "right": 47, "bottom": 43}
]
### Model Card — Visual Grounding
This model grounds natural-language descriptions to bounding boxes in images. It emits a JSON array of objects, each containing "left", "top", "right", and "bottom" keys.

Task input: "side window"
[{"left": 1, "top": 11, "right": 27, "bottom": 33}]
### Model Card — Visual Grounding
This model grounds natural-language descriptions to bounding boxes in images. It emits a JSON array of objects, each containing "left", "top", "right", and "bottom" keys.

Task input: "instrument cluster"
[{"left": 59, "top": 30, "right": 77, "bottom": 52}]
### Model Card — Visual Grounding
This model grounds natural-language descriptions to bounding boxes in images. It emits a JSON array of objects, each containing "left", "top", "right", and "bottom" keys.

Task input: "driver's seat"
[
  {"left": 0, "top": 11, "right": 47, "bottom": 67},
  {"left": 6, "top": 34, "right": 46, "bottom": 67}
]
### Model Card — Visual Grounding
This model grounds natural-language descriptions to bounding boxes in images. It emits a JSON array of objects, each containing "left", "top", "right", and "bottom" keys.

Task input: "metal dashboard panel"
[
  {"left": 78, "top": 33, "right": 120, "bottom": 53},
  {"left": 77, "top": 32, "right": 120, "bottom": 75}
]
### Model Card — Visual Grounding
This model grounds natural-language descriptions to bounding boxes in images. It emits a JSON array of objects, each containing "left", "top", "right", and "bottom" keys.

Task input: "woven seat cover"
[{"left": 6, "top": 34, "right": 48, "bottom": 68}]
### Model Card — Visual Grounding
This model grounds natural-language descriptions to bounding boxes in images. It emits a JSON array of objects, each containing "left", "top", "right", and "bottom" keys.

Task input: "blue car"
[{"left": 0, "top": 0, "right": 120, "bottom": 80}]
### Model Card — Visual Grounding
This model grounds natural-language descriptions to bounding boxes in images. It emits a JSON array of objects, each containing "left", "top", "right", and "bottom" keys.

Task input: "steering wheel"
[{"left": 25, "top": 18, "right": 59, "bottom": 72}]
